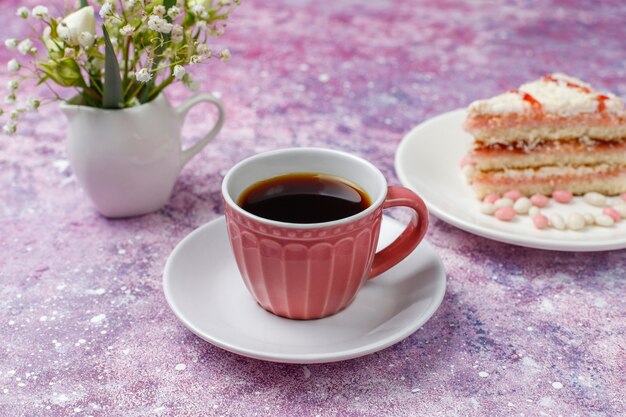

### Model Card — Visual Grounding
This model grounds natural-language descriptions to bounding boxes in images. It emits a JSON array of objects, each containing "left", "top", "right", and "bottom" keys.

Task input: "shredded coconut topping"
[{"left": 468, "top": 73, "right": 624, "bottom": 116}]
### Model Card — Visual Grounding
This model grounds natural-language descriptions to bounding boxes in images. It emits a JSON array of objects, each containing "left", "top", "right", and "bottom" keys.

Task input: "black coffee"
[{"left": 238, "top": 173, "right": 371, "bottom": 223}]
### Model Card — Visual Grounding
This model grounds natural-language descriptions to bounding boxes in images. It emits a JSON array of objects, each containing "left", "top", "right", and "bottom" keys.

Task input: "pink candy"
[
  {"left": 533, "top": 214, "right": 549, "bottom": 229},
  {"left": 621, "top": 192, "right": 626, "bottom": 202},
  {"left": 503, "top": 190, "right": 523, "bottom": 201},
  {"left": 495, "top": 207, "right": 516, "bottom": 221},
  {"left": 552, "top": 189, "right": 573, "bottom": 204},
  {"left": 459, "top": 155, "right": 470, "bottom": 168},
  {"left": 603, "top": 207, "right": 621, "bottom": 222},
  {"left": 530, "top": 194, "right": 549, "bottom": 208},
  {"left": 483, "top": 193, "right": 500, "bottom": 204}
]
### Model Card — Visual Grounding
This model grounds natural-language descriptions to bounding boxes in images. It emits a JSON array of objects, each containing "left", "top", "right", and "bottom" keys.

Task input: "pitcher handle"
[{"left": 176, "top": 93, "right": 225, "bottom": 167}]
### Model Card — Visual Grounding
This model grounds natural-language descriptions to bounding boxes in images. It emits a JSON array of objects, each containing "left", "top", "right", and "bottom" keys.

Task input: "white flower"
[
  {"left": 99, "top": 2, "right": 114, "bottom": 19},
  {"left": 196, "top": 43, "right": 210, "bottom": 56},
  {"left": 27, "top": 98, "right": 41, "bottom": 111},
  {"left": 56, "top": 26, "right": 72, "bottom": 43},
  {"left": 173, "top": 65, "right": 185, "bottom": 80},
  {"left": 42, "top": 27, "right": 62, "bottom": 52},
  {"left": 5, "top": 93, "right": 16, "bottom": 104},
  {"left": 135, "top": 68, "right": 152, "bottom": 83},
  {"left": 79, "top": 32, "right": 95, "bottom": 48},
  {"left": 171, "top": 25, "right": 184, "bottom": 43},
  {"left": 7, "top": 80, "right": 19, "bottom": 91},
  {"left": 32, "top": 6, "right": 49, "bottom": 20},
  {"left": 125, "top": 0, "right": 137, "bottom": 8},
  {"left": 147, "top": 15, "right": 173, "bottom": 34},
  {"left": 153, "top": 5, "right": 166, "bottom": 17},
  {"left": 191, "top": 5, "right": 208, "bottom": 18},
  {"left": 7, "top": 59, "right": 21, "bottom": 72},
  {"left": 3, "top": 122, "right": 17, "bottom": 136},
  {"left": 196, "top": 20, "right": 207, "bottom": 30},
  {"left": 64, "top": 48, "right": 76, "bottom": 58},
  {"left": 189, "top": 55, "right": 202, "bottom": 64},
  {"left": 9, "top": 110, "right": 20, "bottom": 121},
  {"left": 4, "top": 38, "right": 18, "bottom": 50},
  {"left": 58, "top": 6, "right": 96, "bottom": 46},
  {"left": 17, "top": 39, "right": 34, "bottom": 55},
  {"left": 219, "top": 48, "right": 231, "bottom": 62},
  {"left": 167, "top": 6, "right": 181, "bottom": 19},
  {"left": 120, "top": 24, "right": 135, "bottom": 37},
  {"left": 16, "top": 7, "right": 29, "bottom": 19}
]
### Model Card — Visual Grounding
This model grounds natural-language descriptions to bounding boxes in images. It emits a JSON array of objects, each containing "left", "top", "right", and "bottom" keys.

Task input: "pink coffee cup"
[{"left": 222, "top": 148, "right": 429, "bottom": 319}]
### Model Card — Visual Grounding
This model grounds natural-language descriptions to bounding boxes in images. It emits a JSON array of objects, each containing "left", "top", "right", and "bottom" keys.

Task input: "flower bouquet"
[
  {"left": 2, "top": 1, "right": 238, "bottom": 217},
  {"left": 3, "top": 0, "right": 238, "bottom": 134}
]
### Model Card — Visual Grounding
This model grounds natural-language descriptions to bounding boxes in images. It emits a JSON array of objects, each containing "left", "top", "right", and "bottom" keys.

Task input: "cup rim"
[{"left": 221, "top": 147, "right": 387, "bottom": 230}]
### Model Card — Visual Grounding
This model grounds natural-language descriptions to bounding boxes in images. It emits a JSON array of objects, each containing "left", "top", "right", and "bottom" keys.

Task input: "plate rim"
[
  {"left": 395, "top": 108, "right": 626, "bottom": 252},
  {"left": 163, "top": 215, "right": 447, "bottom": 364}
]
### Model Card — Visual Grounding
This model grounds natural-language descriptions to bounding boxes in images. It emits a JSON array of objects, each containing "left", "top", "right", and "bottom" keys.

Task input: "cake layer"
[
  {"left": 468, "top": 165, "right": 626, "bottom": 199},
  {"left": 467, "top": 165, "right": 626, "bottom": 199},
  {"left": 471, "top": 139, "right": 626, "bottom": 170},
  {"left": 465, "top": 114, "right": 626, "bottom": 144}
]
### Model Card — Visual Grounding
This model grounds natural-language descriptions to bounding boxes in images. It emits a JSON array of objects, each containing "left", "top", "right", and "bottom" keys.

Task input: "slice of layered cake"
[{"left": 463, "top": 73, "right": 626, "bottom": 199}]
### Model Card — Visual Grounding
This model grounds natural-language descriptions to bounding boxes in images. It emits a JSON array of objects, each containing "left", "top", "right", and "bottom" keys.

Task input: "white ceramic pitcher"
[{"left": 61, "top": 93, "right": 224, "bottom": 218}]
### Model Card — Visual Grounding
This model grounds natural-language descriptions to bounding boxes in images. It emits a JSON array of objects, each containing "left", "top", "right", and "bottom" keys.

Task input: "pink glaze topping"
[
  {"left": 621, "top": 192, "right": 626, "bottom": 202},
  {"left": 495, "top": 207, "right": 516, "bottom": 221},
  {"left": 533, "top": 214, "right": 549, "bottom": 229},
  {"left": 484, "top": 193, "right": 500, "bottom": 204},
  {"left": 552, "top": 190, "right": 573, "bottom": 204},
  {"left": 503, "top": 190, "right": 523, "bottom": 201},
  {"left": 530, "top": 194, "right": 550, "bottom": 207},
  {"left": 603, "top": 207, "right": 621, "bottom": 222}
]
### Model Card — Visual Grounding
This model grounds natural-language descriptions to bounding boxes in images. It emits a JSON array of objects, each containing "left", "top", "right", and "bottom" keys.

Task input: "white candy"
[
  {"left": 566, "top": 213, "right": 585, "bottom": 230},
  {"left": 583, "top": 192, "right": 606, "bottom": 207},
  {"left": 513, "top": 197, "right": 531, "bottom": 214},
  {"left": 528, "top": 206, "right": 540, "bottom": 218},
  {"left": 480, "top": 202, "right": 497, "bottom": 215},
  {"left": 611, "top": 204, "right": 626, "bottom": 218},
  {"left": 595, "top": 214, "right": 615, "bottom": 227},
  {"left": 612, "top": 198, "right": 626, "bottom": 208},
  {"left": 549, "top": 214, "right": 566, "bottom": 230},
  {"left": 583, "top": 212, "right": 595, "bottom": 225},
  {"left": 494, "top": 198, "right": 514, "bottom": 209}
]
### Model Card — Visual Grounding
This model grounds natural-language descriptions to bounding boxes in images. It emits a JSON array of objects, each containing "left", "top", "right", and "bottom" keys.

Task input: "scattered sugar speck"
[
  {"left": 479, "top": 371, "right": 489, "bottom": 378},
  {"left": 552, "top": 381, "right": 563, "bottom": 389},
  {"left": 175, "top": 364, "right": 186, "bottom": 371},
  {"left": 318, "top": 73, "right": 330, "bottom": 83},
  {"left": 302, "top": 366, "right": 311, "bottom": 379},
  {"left": 89, "top": 314, "right": 106, "bottom": 325},
  {"left": 86, "top": 288, "right": 106, "bottom": 296}
]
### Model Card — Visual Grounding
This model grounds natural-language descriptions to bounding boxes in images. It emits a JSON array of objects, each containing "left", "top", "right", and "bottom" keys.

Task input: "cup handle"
[
  {"left": 368, "top": 186, "right": 429, "bottom": 279},
  {"left": 176, "top": 93, "right": 226, "bottom": 167}
]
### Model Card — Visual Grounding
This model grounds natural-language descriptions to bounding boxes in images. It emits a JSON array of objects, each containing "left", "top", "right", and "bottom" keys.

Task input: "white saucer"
[
  {"left": 395, "top": 109, "right": 626, "bottom": 252},
  {"left": 163, "top": 215, "right": 446, "bottom": 364}
]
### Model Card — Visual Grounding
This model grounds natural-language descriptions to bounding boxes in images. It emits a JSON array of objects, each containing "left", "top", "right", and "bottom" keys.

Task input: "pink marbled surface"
[{"left": 1, "top": 1, "right": 625, "bottom": 416}]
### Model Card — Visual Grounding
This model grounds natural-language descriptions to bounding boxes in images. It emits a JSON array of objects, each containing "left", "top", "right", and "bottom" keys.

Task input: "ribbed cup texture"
[{"left": 225, "top": 204, "right": 383, "bottom": 319}]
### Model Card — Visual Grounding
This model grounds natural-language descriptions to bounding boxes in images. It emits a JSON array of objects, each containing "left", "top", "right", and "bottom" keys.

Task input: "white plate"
[
  {"left": 163, "top": 215, "right": 446, "bottom": 364},
  {"left": 395, "top": 109, "right": 626, "bottom": 251}
]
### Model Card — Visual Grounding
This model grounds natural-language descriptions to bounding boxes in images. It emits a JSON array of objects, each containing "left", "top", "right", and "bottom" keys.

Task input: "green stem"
[
  {"left": 122, "top": 37, "right": 131, "bottom": 88},
  {"left": 147, "top": 75, "right": 174, "bottom": 101}
]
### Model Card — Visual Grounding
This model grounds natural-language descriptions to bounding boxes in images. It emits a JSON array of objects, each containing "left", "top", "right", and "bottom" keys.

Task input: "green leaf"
[
  {"left": 39, "top": 60, "right": 86, "bottom": 88},
  {"left": 102, "top": 25, "right": 123, "bottom": 109},
  {"left": 80, "top": 0, "right": 88, "bottom": 8}
]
